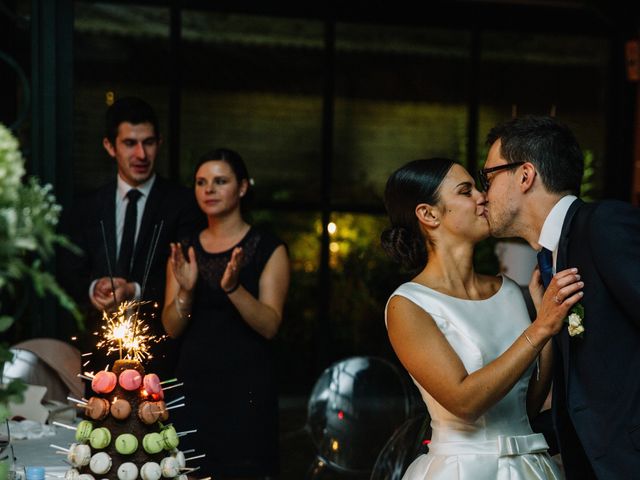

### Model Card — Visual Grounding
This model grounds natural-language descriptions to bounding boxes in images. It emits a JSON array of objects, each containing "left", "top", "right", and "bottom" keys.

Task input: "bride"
[{"left": 381, "top": 158, "right": 583, "bottom": 479}]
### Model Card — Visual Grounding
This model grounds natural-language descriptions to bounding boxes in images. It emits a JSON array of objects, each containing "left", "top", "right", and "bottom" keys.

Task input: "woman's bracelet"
[
  {"left": 523, "top": 331, "right": 540, "bottom": 351},
  {"left": 523, "top": 330, "right": 541, "bottom": 381},
  {"left": 223, "top": 283, "right": 240, "bottom": 295},
  {"left": 175, "top": 293, "right": 192, "bottom": 320}
]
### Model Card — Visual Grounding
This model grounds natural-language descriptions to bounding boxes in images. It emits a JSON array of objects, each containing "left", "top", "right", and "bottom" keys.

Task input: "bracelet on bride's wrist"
[
  {"left": 523, "top": 331, "right": 539, "bottom": 350},
  {"left": 523, "top": 331, "right": 541, "bottom": 381}
]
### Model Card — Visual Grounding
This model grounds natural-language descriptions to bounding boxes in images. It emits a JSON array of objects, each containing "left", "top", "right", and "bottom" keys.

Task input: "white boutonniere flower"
[{"left": 565, "top": 303, "right": 585, "bottom": 338}]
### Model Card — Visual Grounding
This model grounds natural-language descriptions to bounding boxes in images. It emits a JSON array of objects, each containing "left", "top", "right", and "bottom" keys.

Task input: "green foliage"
[
  {"left": 0, "top": 124, "right": 82, "bottom": 413},
  {"left": 327, "top": 213, "right": 405, "bottom": 359}
]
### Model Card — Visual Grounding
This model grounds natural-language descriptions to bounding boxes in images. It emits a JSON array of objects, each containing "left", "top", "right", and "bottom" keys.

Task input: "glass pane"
[
  {"left": 327, "top": 213, "right": 404, "bottom": 360},
  {"left": 180, "top": 12, "right": 324, "bottom": 203},
  {"left": 73, "top": 3, "right": 171, "bottom": 193},
  {"left": 334, "top": 24, "right": 471, "bottom": 207},
  {"left": 478, "top": 31, "right": 609, "bottom": 200},
  {"left": 252, "top": 210, "right": 322, "bottom": 393}
]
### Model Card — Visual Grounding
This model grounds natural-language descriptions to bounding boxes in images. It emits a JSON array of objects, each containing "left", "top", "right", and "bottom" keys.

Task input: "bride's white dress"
[{"left": 386, "top": 276, "right": 563, "bottom": 480}]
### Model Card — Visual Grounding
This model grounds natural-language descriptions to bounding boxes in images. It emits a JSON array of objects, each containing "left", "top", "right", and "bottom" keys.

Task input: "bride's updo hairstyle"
[{"left": 381, "top": 158, "right": 455, "bottom": 271}]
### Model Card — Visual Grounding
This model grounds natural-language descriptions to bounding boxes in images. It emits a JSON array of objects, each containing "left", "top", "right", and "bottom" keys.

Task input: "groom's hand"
[{"left": 528, "top": 266, "right": 544, "bottom": 312}]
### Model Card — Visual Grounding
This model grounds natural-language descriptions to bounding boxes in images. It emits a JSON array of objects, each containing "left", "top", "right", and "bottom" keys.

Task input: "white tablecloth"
[{"left": 11, "top": 426, "right": 75, "bottom": 471}]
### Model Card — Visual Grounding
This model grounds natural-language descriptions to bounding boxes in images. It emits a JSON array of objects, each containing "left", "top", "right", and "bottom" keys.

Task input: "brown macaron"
[
  {"left": 86, "top": 397, "right": 110, "bottom": 421},
  {"left": 110, "top": 398, "right": 132, "bottom": 420},
  {"left": 154, "top": 400, "right": 169, "bottom": 422},
  {"left": 137, "top": 401, "right": 160, "bottom": 425}
]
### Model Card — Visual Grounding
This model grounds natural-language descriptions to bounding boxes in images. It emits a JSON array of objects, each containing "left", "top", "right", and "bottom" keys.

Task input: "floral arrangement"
[{"left": 0, "top": 123, "right": 81, "bottom": 422}]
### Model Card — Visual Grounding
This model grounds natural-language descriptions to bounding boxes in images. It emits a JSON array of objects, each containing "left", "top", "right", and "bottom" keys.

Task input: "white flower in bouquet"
[
  {"left": 0, "top": 123, "right": 82, "bottom": 422},
  {"left": 0, "top": 124, "right": 25, "bottom": 202}
]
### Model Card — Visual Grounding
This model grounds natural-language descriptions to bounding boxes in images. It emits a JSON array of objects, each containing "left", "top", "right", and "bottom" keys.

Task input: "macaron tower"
[{"left": 60, "top": 359, "right": 197, "bottom": 479}]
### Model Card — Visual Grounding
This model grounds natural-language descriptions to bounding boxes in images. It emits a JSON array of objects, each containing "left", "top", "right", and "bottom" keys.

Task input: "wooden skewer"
[
  {"left": 181, "top": 467, "right": 200, "bottom": 473},
  {"left": 185, "top": 454, "right": 206, "bottom": 461},
  {"left": 165, "top": 396, "right": 185, "bottom": 406},
  {"left": 50, "top": 444, "right": 71, "bottom": 452},
  {"left": 162, "top": 382, "right": 184, "bottom": 391},
  {"left": 52, "top": 421, "right": 77, "bottom": 431}
]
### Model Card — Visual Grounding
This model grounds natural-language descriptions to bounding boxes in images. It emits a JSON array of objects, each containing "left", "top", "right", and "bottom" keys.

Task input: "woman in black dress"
[{"left": 162, "top": 148, "right": 290, "bottom": 479}]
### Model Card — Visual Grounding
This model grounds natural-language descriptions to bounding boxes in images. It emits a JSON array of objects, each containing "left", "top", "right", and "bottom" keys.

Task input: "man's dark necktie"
[
  {"left": 116, "top": 189, "right": 142, "bottom": 277},
  {"left": 537, "top": 247, "right": 554, "bottom": 289}
]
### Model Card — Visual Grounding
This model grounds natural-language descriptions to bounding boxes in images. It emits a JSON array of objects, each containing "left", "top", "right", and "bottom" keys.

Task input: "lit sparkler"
[{"left": 95, "top": 300, "right": 166, "bottom": 362}]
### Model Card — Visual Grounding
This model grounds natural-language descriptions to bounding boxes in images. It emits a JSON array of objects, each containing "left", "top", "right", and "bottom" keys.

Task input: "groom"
[
  {"left": 479, "top": 115, "right": 640, "bottom": 479},
  {"left": 59, "top": 97, "right": 203, "bottom": 377}
]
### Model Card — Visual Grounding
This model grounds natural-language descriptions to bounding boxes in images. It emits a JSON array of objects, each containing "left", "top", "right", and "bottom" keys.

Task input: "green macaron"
[
  {"left": 89, "top": 427, "right": 111, "bottom": 449},
  {"left": 115, "top": 433, "right": 139, "bottom": 455},
  {"left": 142, "top": 432, "right": 164, "bottom": 454},
  {"left": 75, "top": 420, "right": 93, "bottom": 442},
  {"left": 161, "top": 425, "right": 179, "bottom": 450}
]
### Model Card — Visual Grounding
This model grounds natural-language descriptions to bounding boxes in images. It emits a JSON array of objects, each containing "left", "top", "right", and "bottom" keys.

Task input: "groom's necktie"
[
  {"left": 537, "top": 247, "right": 554, "bottom": 289},
  {"left": 116, "top": 188, "right": 142, "bottom": 277}
]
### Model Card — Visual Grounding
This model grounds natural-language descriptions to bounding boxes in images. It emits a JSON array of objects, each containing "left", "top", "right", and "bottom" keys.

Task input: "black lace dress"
[{"left": 172, "top": 227, "right": 284, "bottom": 476}]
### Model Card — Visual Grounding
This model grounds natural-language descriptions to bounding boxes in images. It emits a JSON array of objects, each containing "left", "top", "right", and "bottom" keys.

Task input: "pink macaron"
[
  {"left": 143, "top": 374, "right": 162, "bottom": 396},
  {"left": 91, "top": 371, "right": 117, "bottom": 394},
  {"left": 118, "top": 369, "right": 142, "bottom": 391},
  {"left": 151, "top": 389, "right": 164, "bottom": 401}
]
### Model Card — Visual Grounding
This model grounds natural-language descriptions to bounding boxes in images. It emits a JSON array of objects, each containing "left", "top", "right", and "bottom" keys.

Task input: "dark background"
[{"left": 2, "top": 1, "right": 639, "bottom": 477}]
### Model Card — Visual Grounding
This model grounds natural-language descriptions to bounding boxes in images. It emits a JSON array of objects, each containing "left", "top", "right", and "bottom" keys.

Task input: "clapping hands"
[
  {"left": 170, "top": 242, "right": 198, "bottom": 292},
  {"left": 221, "top": 246, "right": 243, "bottom": 293}
]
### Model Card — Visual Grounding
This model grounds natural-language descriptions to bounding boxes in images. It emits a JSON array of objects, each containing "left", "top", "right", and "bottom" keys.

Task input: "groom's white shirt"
[{"left": 538, "top": 194, "right": 578, "bottom": 271}]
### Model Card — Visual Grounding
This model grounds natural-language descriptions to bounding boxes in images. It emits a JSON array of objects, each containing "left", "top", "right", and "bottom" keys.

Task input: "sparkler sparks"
[{"left": 95, "top": 301, "right": 166, "bottom": 362}]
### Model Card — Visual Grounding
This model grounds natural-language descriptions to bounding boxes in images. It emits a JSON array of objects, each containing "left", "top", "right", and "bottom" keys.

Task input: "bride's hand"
[
  {"left": 170, "top": 242, "right": 198, "bottom": 292},
  {"left": 534, "top": 268, "right": 583, "bottom": 336}
]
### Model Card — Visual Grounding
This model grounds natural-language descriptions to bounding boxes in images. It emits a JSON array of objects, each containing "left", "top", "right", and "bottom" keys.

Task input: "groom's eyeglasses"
[{"left": 477, "top": 162, "right": 525, "bottom": 191}]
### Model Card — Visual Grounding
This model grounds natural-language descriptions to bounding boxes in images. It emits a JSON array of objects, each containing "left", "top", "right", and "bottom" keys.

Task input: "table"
[{"left": 11, "top": 426, "right": 75, "bottom": 472}]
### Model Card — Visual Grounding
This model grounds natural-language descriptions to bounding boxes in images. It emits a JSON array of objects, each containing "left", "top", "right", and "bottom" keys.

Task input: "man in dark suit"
[
  {"left": 479, "top": 115, "right": 640, "bottom": 479},
  {"left": 60, "top": 97, "right": 203, "bottom": 377}
]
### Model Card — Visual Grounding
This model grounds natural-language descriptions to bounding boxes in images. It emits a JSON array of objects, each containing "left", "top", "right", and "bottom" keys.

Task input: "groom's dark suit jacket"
[
  {"left": 59, "top": 176, "right": 204, "bottom": 376},
  {"left": 554, "top": 198, "right": 640, "bottom": 479}
]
